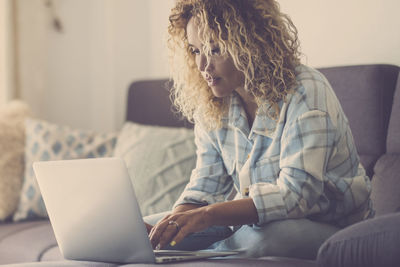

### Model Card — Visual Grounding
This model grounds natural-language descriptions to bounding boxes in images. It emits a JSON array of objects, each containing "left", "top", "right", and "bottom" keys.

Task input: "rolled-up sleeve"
[
  {"left": 249, "top": 110, "right": 337, "bottom": 225},
  {"left": 173, "top": 124, "right": 234, "bottom": 208}
]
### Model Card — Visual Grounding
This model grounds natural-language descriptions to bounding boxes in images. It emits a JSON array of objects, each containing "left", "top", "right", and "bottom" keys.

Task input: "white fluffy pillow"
[{"left": 0, "top": 101, "right": 32, "bottom": 221}]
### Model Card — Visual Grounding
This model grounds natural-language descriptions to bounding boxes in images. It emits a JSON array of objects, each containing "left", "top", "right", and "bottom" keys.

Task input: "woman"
[{"left": 145, "top": 0, "right": 373, "bottom": 259}]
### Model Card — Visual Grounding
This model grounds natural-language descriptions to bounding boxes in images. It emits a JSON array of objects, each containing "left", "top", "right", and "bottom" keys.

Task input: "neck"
[{"left": 235, "top": 87, "right": 258, "bottom": 128}]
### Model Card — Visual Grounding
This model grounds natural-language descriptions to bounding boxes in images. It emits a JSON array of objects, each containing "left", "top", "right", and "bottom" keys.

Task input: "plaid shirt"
[{"left": 174, "top": 65, "right": 373, "bottom": 227}]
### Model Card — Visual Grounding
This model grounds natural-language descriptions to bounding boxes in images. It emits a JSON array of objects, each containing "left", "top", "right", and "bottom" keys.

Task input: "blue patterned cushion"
[
  {"left": 112, "top": 122, "right": 196, "bottom": 216},
  {"left": 13, "top": 118, "right": 117, "bottom": 221}
]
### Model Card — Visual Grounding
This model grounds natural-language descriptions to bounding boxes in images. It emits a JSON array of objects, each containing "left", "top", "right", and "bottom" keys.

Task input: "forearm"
[
  {"left": 173, "top": 203, "right": 204, "bottom": 213},
  {"left": 203, "top": 198, "right": 259, "bottom": 226},
  {"left": 149, "top": 198, "right": 258, "bottom": 249}
]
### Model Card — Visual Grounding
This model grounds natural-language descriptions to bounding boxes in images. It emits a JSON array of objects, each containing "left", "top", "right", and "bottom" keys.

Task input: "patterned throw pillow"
[
  {"left": 13, "top": 118, "right": 117, "bottom": 221},
  {"left": 113, "top": 122, "right": 196, "bottom": 217}
]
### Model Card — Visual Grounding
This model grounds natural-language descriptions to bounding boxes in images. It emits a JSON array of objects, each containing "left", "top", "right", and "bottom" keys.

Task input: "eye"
[
  {"left": 190, "top": 48, "right": 200, "bottom": 55},
  {"left": 211, "top": 48, "right": 220, "bottom": 55}
]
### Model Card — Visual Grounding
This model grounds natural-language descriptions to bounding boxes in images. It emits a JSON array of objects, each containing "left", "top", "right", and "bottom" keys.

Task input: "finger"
[
  {"left": 149, "top": 222, "right": 166, "bottom": 248},
  {"left": 151, "top": 213, "right": 173, "bottom": 234},
  {"left": 168, "top": 224, "right": 189, "bottom": 248},
  {"left": 144, "top": 222, "right": 153, "bottom": 234},
  {"left": 148, "top": 214, "right": 170, "bottom": 241},
  {"left": 149, "top": 218, "right": 172, "bottom": 248},
  {"left": 157, "top": 222, "right": 183, "bottom": 249}
]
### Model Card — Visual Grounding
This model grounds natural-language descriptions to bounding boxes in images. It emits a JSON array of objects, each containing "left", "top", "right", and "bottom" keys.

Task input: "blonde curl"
[{"left": 167, "top": 0, "right": 301, "bottom": 130}]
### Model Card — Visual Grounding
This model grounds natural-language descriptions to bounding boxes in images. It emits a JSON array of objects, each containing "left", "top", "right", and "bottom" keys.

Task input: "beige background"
[
  {"left": 2, "top": 0, "right": 400, "bottom": 131},
  {"left": 0, "top": 0, "right": 16, "bottom": 107},
  {"left": 279, "top": 0, "right": 400, "bottom": 67}
]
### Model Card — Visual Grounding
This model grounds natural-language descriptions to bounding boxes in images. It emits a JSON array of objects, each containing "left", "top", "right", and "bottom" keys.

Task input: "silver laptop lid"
[{"left": 33, "top": 157, "right": 155, "bottom": 263}]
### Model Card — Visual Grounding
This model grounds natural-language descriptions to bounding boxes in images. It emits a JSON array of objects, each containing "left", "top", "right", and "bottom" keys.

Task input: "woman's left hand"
[{"left": 149, "top": 206, "right": 212, "bottom": 249}]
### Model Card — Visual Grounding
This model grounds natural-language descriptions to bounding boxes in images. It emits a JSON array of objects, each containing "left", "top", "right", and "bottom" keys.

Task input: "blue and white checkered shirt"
[{"left": 174, "top": 65, "right": 373, "bottom": 227}]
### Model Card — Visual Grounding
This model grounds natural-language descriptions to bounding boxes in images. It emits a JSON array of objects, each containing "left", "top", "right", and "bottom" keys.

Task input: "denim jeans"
[{"left": 143, "top": 211, "right": 340, "bottom": 259}]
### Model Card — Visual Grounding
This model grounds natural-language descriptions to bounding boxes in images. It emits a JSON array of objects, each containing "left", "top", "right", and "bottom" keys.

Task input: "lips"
[{"left": 205, "top": 76, "right": 220, "bottom": 86}]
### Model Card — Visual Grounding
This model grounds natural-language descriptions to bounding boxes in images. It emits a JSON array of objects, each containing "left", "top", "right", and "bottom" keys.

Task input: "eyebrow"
[{"left": 188, "top": 42, "right": 216, "bottom": 49}]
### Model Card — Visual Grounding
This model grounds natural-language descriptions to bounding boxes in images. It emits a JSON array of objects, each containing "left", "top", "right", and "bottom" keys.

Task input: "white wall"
[
  {"left": 0, "top": 0, "right": 16, "bottom": 107},
  {"left": 278, "top": 0, "right": 400, "bottom": 67},
  {"left": 16, "top": 0, "right": 173, "bottom": 132},
  {"left": 15, "top": 0, "right": 400, "bottom": 132}
]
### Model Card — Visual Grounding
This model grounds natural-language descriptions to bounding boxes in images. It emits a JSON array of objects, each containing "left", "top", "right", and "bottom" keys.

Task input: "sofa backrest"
[
  {"left": 319, "top": 64, "right": 399, "bottom": 177},
  {"left": 386, "top": 73, "right": 400, "bottom": 154},
  {"left": 371, "top": 74, "right": 400, "bottom": 216},
  {"left": 126, "top": 64, "right": 400, "bottom": 178},
  {"left": 126, "top": 79, "right": 193, "bottom": 128}
]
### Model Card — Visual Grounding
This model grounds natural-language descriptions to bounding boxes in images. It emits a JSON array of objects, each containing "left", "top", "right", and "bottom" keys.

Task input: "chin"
[
  {"left": 211, "top": 88, "right": 233, "bottom": 98},
  {"left": 212, "top": 92, "right": 230, "bottom": 98}
]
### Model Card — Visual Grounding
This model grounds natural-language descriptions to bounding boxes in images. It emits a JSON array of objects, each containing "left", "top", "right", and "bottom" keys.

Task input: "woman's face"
[{"left": 186, "top": 18, "right": 245, "bottom": 98}]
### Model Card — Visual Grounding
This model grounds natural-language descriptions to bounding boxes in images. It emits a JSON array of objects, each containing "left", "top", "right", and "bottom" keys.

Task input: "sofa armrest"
[
  {"left": 371, "top": 154, "right": 400, "bottom": 216},
  {"left": 316, "top": 212, "right": 400, "bottom": 267}
]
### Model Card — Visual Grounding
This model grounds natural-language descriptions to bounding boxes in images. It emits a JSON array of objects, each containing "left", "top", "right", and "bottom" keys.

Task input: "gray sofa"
[{"left": 1, "top": 64, "right": 399, "bottom": 267}]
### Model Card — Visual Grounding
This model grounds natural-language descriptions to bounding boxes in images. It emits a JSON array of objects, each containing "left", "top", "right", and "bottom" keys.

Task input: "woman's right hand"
[{"left": 148, "top": 204, "right": 204, "bottom": 249}]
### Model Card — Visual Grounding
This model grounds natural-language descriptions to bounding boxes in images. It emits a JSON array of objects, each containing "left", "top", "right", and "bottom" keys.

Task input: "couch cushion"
[
  {"left": 6, "top": 261, "right": 117, "bottom": 267},
  {"left": 0, "top": 220, "right": 60, "bottom": 264},
  {"left": 4, "top": 258, "right": 316, "bottom": 267},
  {"left": 318, "top": 65, "right": 399, "bottom": 177},
  {"left": 386, "top": 73, "right": 400, "bottom": 153},
  {"left": 38, "top": 245, "right": 63, "bottom": 262},
  {"left": 371, "top": 154, "right": 400, "bottom": 216},
  {"left": 317, "top": 212, "right": 400, "bottom": 267},
  {"left": 0, "top": 221, "right": 316, "bottom": 267}
]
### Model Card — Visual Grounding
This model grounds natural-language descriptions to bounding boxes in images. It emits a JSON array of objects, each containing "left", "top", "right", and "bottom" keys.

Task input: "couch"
[{"left": 1, "top": 64, "right": 399, "bottom": 267}]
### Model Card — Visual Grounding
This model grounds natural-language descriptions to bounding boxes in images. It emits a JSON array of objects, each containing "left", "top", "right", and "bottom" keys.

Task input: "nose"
[{"left": 198, "top": 54, "right": 212, "bottom": 73}]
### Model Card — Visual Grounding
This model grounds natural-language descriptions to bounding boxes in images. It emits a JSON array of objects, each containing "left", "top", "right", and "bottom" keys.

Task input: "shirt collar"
[
  {"left": 226, "top": 91, "right": 279, "bottom": 140},
  {"left": 227, "top": 91, "right": 250, "bottom": 136}
]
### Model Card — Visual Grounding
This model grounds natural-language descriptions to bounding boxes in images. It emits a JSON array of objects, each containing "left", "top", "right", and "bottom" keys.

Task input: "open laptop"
[{"left": 33, "top": 157, "right": 239, "bottom": 264}]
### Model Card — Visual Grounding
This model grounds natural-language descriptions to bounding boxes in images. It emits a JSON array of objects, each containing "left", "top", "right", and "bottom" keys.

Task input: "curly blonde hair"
[{"left": 167, "top": 0, "right": 301, "bottom": 129}]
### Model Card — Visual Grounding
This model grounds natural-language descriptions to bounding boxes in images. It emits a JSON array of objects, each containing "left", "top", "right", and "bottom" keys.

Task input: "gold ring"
[{"left": 168, "top": 220, "right": 180, "bottom": 231}]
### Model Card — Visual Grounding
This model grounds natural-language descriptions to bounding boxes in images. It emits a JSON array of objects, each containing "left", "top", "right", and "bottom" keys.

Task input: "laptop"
[{"left": 33, "top": 157, "right": 239, "bottom": 263}]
